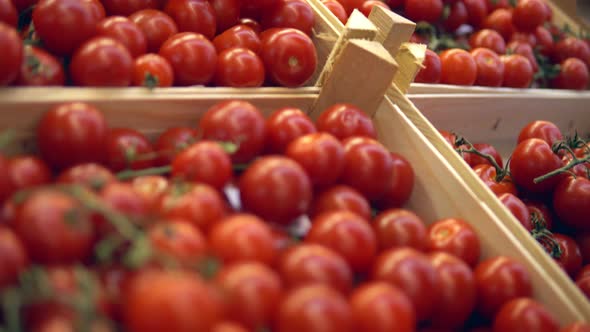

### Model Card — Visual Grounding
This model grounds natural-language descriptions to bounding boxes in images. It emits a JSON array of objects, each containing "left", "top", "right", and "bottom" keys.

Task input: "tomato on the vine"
[
  {"left": 105, "top": 128, "right": 155, "bottom": 171},
  {"left": 148, "top": 220, "right": 207, "bottom": 265},
  {"left": 133, "top": 53, "right": 174, "bottom": 88},
  {"left": 517, "top": 120, "right": 563, "bottom": 147},
  {"left": 154, "top": 127, "right": 197, "bottom": 165},
  {"left": 159, "top": 32, "right": 217, "bottom": 86},
  {"left": 70, "top": 37, "right": 134, "bottom": 87},
  {"left": 498, "top": 193, "right": 533, "bottom": 231},
  {"left": 475, "top": 165, "right": 517, "bottom": 196},
  {"left": 0, "top": 22, "right": 23, "bottom": 86},
  {"left": 553, "top": 233, "right": 583, "bottom": 277},
  {"left": 16, "top": 46, "right": 64, "bottom": 86},
  {"left": 214, "top": 47, "right": 265, "bottom": 87},
  {"left": 164, "top": 0, "right": 216, "bottom": 40},
  {"left": 553, "top": 176, "right": 590, "bottom": 231},
  {"left": 510, "top": 138, "right": 563, "bottom": 194},
  {"left": 57, "top": 163, "right": 115, "bottom": 190}
]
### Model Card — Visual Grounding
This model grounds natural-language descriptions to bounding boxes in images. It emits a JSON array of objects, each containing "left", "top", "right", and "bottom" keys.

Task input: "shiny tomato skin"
[
  {"left": 415, "top": 49, "right": 442, "bottom": 84},
  {"left": 214, "top": 47, "right": 265, "bottom": 87},
  {"left": 493, "top": 298, "right": 559, "bottom": 332},
  {"left": 509, "top": 138, "right": 563, "bottom": 194},
  {"left": 474, "top": 256, "right": 533, "bottom": 318},
  {"left": 553, "top": 233, "right": 583, "bottom": 277},
  {"left": 153, "top": 127, "right": 197, "bottom": 165},
  {"left": 210, "top": 0, "right": 240, "bottom": 33},
  {"left": 464, "top": 0, "right": 488, "bottom": 28},
  {"left": 501, "top": 54, "right": 533, "bottom": 88},
  {"left": 276, "top": 284, "right": 352, "bottom": 332},
  {"left": 0, "top": 226, "right": 29, "bottom": 290},
  {"left": 577, "top": 276, "right": 590, "bottom": 300},
  {"left": 265, "top": 107, "right": 316, "bottom": 153},
  {"left": 336, "top": 0, "right": 364, "bottom": 15},
  {"left": 239, "top": 156, "right": 312, "bottom": 224},
  {"left": 376, "top": 152, "right": 415, "bottom": 209},
  {"left": 97, "top": 182, "right": 150, "bottom": 234},
  {"left": 512, "top": 0, "right": 547, "bottom": 32},
  {"left": 316, "top": 103, "right": 377, "bottom": 140},
  {"left": 0, "top": 22, "right": 23, "bottom": 86},
  {"left": 0, "top": 0, "right": 17, "bottom": 26},
  {"left": 211, "top": 322, "right": 249, "bottom": 332},
  {"left": 101, "top": 0, "right": 162, "bottom": 15},
  {"left": 57, "top": 163, "right": 116, "bottom": 190},
  {"left": 561, "top": 323, "right": 590, "bottom": 332},
  {"left": 148, "top": 220, "right": 207, "bottom": 265},
  {"left": 131, "top": 175, "right": 170, "bottom": 213},
  {"left": 8, "top": 156, "right": 52, "bottom": 190},
  {"left": 469, "top": 142, "right": 503, "bottom": 168},
  {"left": 105, "top": 128, "right": 155, "bottom": 171},
  {"left": 576, "top": 235, "right": 590, "bottom": 265},
  {"left": 133, "top": 53, "right": 174, "bottom": 87},
  {"left": 322, "top": 0, "right": 347, "bottom": 24},
  {"left": 164, "top": 0, "right": 216, "bottom": 40},
  {"left": 483, "top": 8, "right": 515, "bottom": 41},
  {"left": 159, "top": 32, "right": 217, "bottom": 86},
  {"left": 440, "top": 48, "right": 477, "bottom": 86},
  {"left": 426, "top": 218, "right": 481, "bottom": 267},
  {"left": 16, "top": 45, "right": 64, "bottom": 86},
  {"left": 498, "top": 193, "right": 533, "bottom": 231},
  {"left": 310, "top": 185, "right": 371, "bottom": 220},
  {"left": 37, "top": 102, "right": 108, "bottom": 170},
  {"left": 359, "top": 1, "right": 390, "bottom": 18},
  {"left": 0, "top": 155, "right": 13, "bottom": 203},
  {"left": 278, "top": 243, "right": 353, "bottom": 294},
  {"left": 517, "top": 120, "right": 563, "bottom": 147},
  {"left": 97, "top": 16, "right": 147, "bottom": 58},
  {"left": 213, "top": 25, "right": 261, "bottom": 54},
  {"left": 372, "top": 248, "right": 439, "bottom": 322},
  {"left": 535, "top": 26, "right": 554, "bottom": 56},
  {"left": 510, "top": 31, "right": 537, "bottom": 46},
  {"left": 262, "top": 0, "right": 315, "bottom": 36},
  {"left": 507, "top": 41, "right": 539, "bottom": 72},
  {"left": 554, "top": 177, "right": 590, "bottom": 231},
  {"left": 171, "top": 141, "right": 232, "bottom": 190},
  {"left": 553, "top": 37, "right": 590, "bottom": 67},
  {"left": 551, "top": 58, "right": 589, "bottom": 90},
  {"left": 199, "top": 100, "right": 266, "bottom": 163},
  {"left": 240, "top": 0, "right": 279, "bottom": 20},
  {"left": 404, "top": 0, "right": 443, "bottom": 23},
  {"left": 32, "top": 0, "right": 105, "bottom": 56},
  {"left": 260, "top": 28, "right": 317, "bottom": 87},
  {"left": 350, "top": 282, "right": 416, "bottom": 332},
  {"left": 129, "top": 9, "right": 178, "bottom": 53},
  {"left": 525, "top": 200, "right": 553, "bottom": 230},
  {"left": 239, "top": 18, "right": 263, "bottom": 35},
  {"left": 373, "top": 209, "right": 427, "bottom": 251},
  {"left": 469, "top": 29, "right": 506, "bottom": 54},
  {"left": 70, "top": 37, "right": 134, "bottom": 87},
  {"left": 475, "top": 165, "right": 518, "bottom": 196},
  {"left": 306, "top": 211, "right": 377, "bottom": 273},
  {"left": 443, "top": 0, "right": 468, "bottom": 32}
]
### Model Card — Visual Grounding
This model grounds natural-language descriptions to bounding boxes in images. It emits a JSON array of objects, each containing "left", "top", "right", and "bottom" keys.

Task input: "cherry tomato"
[
  {"left": 428, "top": 252, "right": 476, "bottom": 329},
  {"left": 129, "top": 9, "right": 178, "bottom": 53},
  {"left": 576, "top": 235, "right": 590, "bottom": 265},
  {"left": 440, "top": 49, "right": 477, "bottom": 86},
  {"left": 553, "top": 177, "right": 590, "bottom": 231},
  {"left": 106, "top": 128, "right": 155, "bottom": 171},
  {"left": 37, "top": 102, "right": 108, "bottom": 170},
  {"left": 316, "top": 103, "right": 377, "bottom": 140},
  {"left": 70, "top": 37, "right": 134, "bottom": 87},
  {"left": 525, "top": 200, "right": 553, "bottom": 230},
  {"left": 260, "top": 28, "right": 317, "bottom": 87},
  {"left": 508, "top": 41, "right": 539, "bottom": 72},
  {"left": 373, "top": 209, "right": 427, "bottom": 251},
  {"left": 372, "top": 248, "right": 439, "bottom": 322},
  {"left": 16, "top": 45, "right": 65, "bottom": 86},
  {"left": 443, "top": 0, "right": 468, "bottom": 32},
  {"left": 214, "top": 47, "right": 265, "bottom": 87},
  {"left": 131, "top": 175, "right": 169, "bottom": 213},
  {"left": 359, "top": 0, "right": 390, "bottom": 18},
  {"left": 124, "top": 269, "right": 223, "bottom": 332},
  {"left": 210, "top": 0, "right": 240, "bottom": 33},
  {"left": 415, "top": 49, "right": 442, "bottom": 84},
  {"left": 213, "top": 25, "right": 262, "bottom": 54},
  {"left": 322, "top": 0, "right": 348, "bottom": 24},
  {"left": 13, "top": 189, "right": 95, "bottom": 264},
  {"left": 159, "top": 32, "right": 217, "bottom": 86},
  {"left": 404, "top": 0, "right": 443, "bottom": 23},
  {"left": 512, "top": 0, "right": 547, "bottom": 32},
  {"left": 239, "top": 17, "right": 263, "bottom": 35},
  {"left": 0, "top": 22, "right": 23, "bottom": 86},
  {"left": 535, "top": 26, "right": 554, "bottom": 56},
  {"left": 148, "top": 220, "right": 207, "bottom": 265},
  {"left": 310, "top": 185, "right": 371, "bottom": 220},
  {"left": 561, "top": 323, "right": 590, "bottom": 332},
  {"left": 101, "top": 0, "right": 162, "bottom": 16},
  {"left": 498, "top": 193, "right": 533, "bottom": 231},
  {"left": 493, "top": 298, "right": 559, "bottom": 332},
  {"left": 97, "top": 16, "right": 147, "bottom": 58},
  {"left": 211, "top": 322, "right": 249, "bottom": 332},
  {"left": 470, "top": 29, "right": 506, "bottom": 54},
  {"left": 376, "top": 152, "right": 415, "bottom": 209},
  {"left": 240, "top": 0, "right": 279, "bottom": 20},
  {"left": 0, "top": 0, "right": 17, "bottom": 26},
  {"left": 509, "top": 138, "right": 563, "bottom": 194},
  {"left": 0, "top": 155, "right": 13, "bottom": 204},
  {"left": 171, "top": 141, "right": 232, "bottom": 190},
  {"left": 32, "top": 0, "right": 105, "bottom": 56},
  {"left": 199, "top": 100, "right": 266, "bottom": 163},
  {"left": 153, "top": 127, "right": 197, "bottom": 165},
  {"left": 350, "top": 282, "right": 416, "bottom": 332},
  {"left": 262, "top": 0, "right": 315, "bottom": 36},
  {"left": 133, "top": 53, "right": 174, "bottom": 87},
  {"left": 240, "top": 156, "right": 312, "bottom": 224},
  {"left": 208, "top": 214, "right": 276, "bottom": 265},
  {"left": 57, "top": 163, "right": 115, "bottom": 190},
  {"left": 510, "top": 31, "right": 537, "bottom": 46},
  {"left": 276, "top": 284, "right": 352, "bottom": 332},
  {"left": 8, "top": 156, "right": 52, "bottom": 190},
  {"left": 164, "top": 0, "right": 216, "bottom": 40},
  {"left": 483, "top": 8, "right": 515, "bottom": 41},
  {"left": 286, "top": 133, "right": 345, "bottom": 188},
  {"left": 551, "top": 58, "right": 589, "bottom": 91},
  {"left": 0, "top": 226, "right": 28, "bottom": 290},
  {"left": 469, "top": 143, "right": 503, "bottom": 168},
  {"left": 96, "top": 182, "right": 150, "bottom": 233},
  {"left": 475, "top": 165, "right": 518, "bottom": 196},
  {"left": 501, "top": 54, "right": 533, "bottom": 88},
  {"left": 553, "top": 37, "right": 590, "bottom": 67},
  {"left": 577, "top": 276, "right": 590, "bottom": 300},
  {"left": 306, "top": 211, "right": 377, "bottom": 273},
  {"left": 474, "top": 256, "right": 533, "bottom": 318},
  {"left": 517, "top": 120, "right": 563, "bottom": 147},
  {"left": 336, "top": 0, "right": 364, "bottom": 15},
  {"left": 471, "top": 47, "right": 504, "bottom": 87},
  {"left": 553, "top": 233, "right": 583, "bottom": 277},
  {"left": 265, "top": 107, "right": 316, "bottom": 153},
  {"left": 426, "top": 218, "right": 481, "bottom": 267},
  {"left": 278, "top": 243, "right": 353, "bottom": 294},
  {"left": 486, "top": 0, "right": 509, "bottom": 11}
]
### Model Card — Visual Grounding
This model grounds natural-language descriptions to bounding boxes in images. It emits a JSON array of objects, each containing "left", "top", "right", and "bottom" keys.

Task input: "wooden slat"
[{"left": 368, "top": 6, "right": 416, "bottom": 57}]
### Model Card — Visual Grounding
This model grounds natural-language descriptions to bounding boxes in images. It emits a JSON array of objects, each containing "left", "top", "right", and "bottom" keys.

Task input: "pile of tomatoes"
[
  {"left": 0, "top": 0, "right": 319, "bottom": 88},
  {"left": 440, "top": 120, "right": 590, "bottom": 305},
  {"left": 0, "top": 100, "right": 584, "bottom": 331}
]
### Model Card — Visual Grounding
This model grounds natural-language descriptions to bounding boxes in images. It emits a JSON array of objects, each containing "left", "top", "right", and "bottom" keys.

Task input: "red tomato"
[
  {"left": 493, "top": 298, "right": 559, "bottom": 332},
  {"left": 57, "top": 163, "right": 115, "bottom": 191},
  {"left": 507, "top": 40, "right": 539, "bottom": 73},
  {"left": 517, "top": 120, "right": 563, "bottom": 147},
  {"left": 276, "top": 284, "right": 352, "bottom": 332},
  {"left": 213, "top": 25, "right": 262, "bottom": 54},
  {"left": 101, "top": 0, "right": 162, "bottom": 15},
  {"left": 336, "top": 0, "right": 364, "bottom": 15},
  {"left": 29, "top": 310, "right": 114, "bottom": 332},
  {"left": 464, "top": 0, "right": 489, "bottom": 28},
  {"left": 164, "top": 0, "right": 216, "bottom": 40},
  {"left": 322, "top": 0, "right": 347, "bottom": 24},
  {"left": 359, "top": 0, "right": 390, "bottom": 18},
  {"left": 553, "top": 177, "right": 590, "bottom": 231},
  {"left": 483, "top": 8, "right": 515, "bottom": 41},
  {"left": 561, "top": 323, "right": 590, "bottom": 332},
  {"left": 96, "top": 182, "right": 150, "bottom": 234},
  {"left": 316, "top": 103, "right": 377, "bottom": 139},
  {"left": 70, "top": 37, "right": 134, "bottom": 87},
  {"left": 551, "top": 58, "right": 589, "bottom": 91},
  {"left": 474, "top": 256, "right": 533, "bottom": 318},
  {"left": 306, "top": 211, "right": 377, "bottom": 273},
  {"left": 131, "top": 175, "right": 169, "bottom": 213},
  {"left": 469, "top": 29, "right": 506, "bottom": 54},
  {"left": 97, "top": 16, "right": 147, "bottom": 58},
  {"left": 171, "top": 141, "right": 232, "bottom": 190},
  {"left": 428, "top": 252, "right": 476, "bottom": 329},
  {"left": 535, "top": 26, "right": 554, "bottom": 56},
  {"left": 512, "top": 0, "right": 547, "bottom": 32},
  {"left": 133, "top": 53, "right": 174, "bottom": 87},
  {"left": 210, "top": 0, "right": 240, "bottom": 33},
  {"left": 415, "top": 49, "right": 442, "bottom": 84},
  {"left": 159, "top": 32, "right": 217, "bottom": 86},
  {"left": 0, "top": 0, "right": 17, "bottom": 26},
  {"left": 471, "top": 47, "right": 504, "bottom": 87},
  {"left": 238, "top": 18, "right": 262, "bottom": 34},
  {"left": 498, "top": 193, "right": 533, "bottom": 231},
  {"left": 577, "top": 276, "right": 590, "bottom": 300},
  {"left": 372, "top": 248, "right": 439, "bottom": 322},
  {"left": 265, "top": 107, "right": 316, "bottom": 153},
  {"left": 199, "top": 100, "right": 266, "bottom": 163},
  {"left": 510, "top": 31, "right": 537, "bottom": 46},
  {"left": 426, "top": 218, "right": 481, "bottom": 267},
  {"left": 501, "top": 54, "right": 533, "bottom": 88},
  {"left": 350, "top": 282, "right": 416, "bottom": 332},
  {"left": 440, "top": 49, "right": 477, "bottom": 86},
  {"left": 106, "top": 128, "right": 155, "bottom": 171},
  {"left": 260, "top": 28, "right": 317, "bottom": 87},
  {"left": 279, "top": 243, "right": 353, "bottom": 294},
  {"left": 486, "top": 0, "right": 509, "bottom": 11},
  {"left": 240, "top": 0, "right": 279, "bottom": 20},
  {"left": 214, "top": 47, "right": 265, "bottom": 87},
  {"left": 211, "top": 322, "right": 249, "bottom": 332},
  {"left": 373, "top": 209, "right": 427, "bottom": 251},
  {"left": 13, "top": 189, "right": 95, "bottom": 264},
  {"left": 129, "top": 9, "right": 178, "bottom": 53},
  {"left": 153, "top": 127, "right": 197, "bottom": 165},
  {"left": 286, "top": 132, "right": 345, "bottom": 188},
  {"left": 0, "top": 226, "right": 28, "bottom": 290},
  {"left": 16, "top": 46, "right": 65, "bottom": 86},
  {"left": 469, "top": 142, "right": 503, "bottom": 168},
  {"left": 405, "top": 0, "right": 443, "bottom": 23},
  {"left": 37, "top": 102, "right": 108, "bottom": 170},
  {"left": 525, "top": 200, "right": 553, "bottom": 230},
  {"left": 148, "top": 220, "right": 207, "bottom": 265},
  {"left": 262, "top": 0, "right": 315, "bottom": 36},
  {"left": 208, "top": 214, "right": 276, "bottom": 265},
  {"left": 340, "top": 137, "right": 394, "bottom": 200},
  {"left": 239, "top": 156, "right": 312, "bottom": 224},
  {"left": 553, "top": 37, "right": 590, "bottom": 67},
  {"left": 0, "top": 22, "right": 23, "bottom": 86},
  {"left": 509, "top": 138, "right": 563, "bottom": 194},
  {"left": 376, "top": 152, "right": 415, "bottom": 209},
  {"left": 310, "top": 185, "right": 371, "bottom": 220},
  {"left": 553, "top": 233, "right": 583, "bottom": 277},
  {"left": 576, "top": 234, "right": 590, "bottom": 265},
  {"left": 443, "top": 0, "right": 468, "bottom": 32},
  {"left": 124, "top": 269, "right": 223, "bottom": 332},
  {"left": 8, "top": 156, "right": 52, "bottom": 190},
  {"left": 475, "top": 165, "right": 518, "bottom": 196},
  {"left": 32, "top": 0, "right": 105, "bottom": 56},
  {"left": 0, "top": 155, "right": 13, "bottom": 203}
]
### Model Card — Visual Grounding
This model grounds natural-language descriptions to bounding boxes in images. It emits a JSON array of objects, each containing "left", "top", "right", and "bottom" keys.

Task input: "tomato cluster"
[
  {"left": 441, "top": 120, "right": 590, "bottom": 305},
  {"left": 0, "top": 0, "right": 318, "bottom": 88}
]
